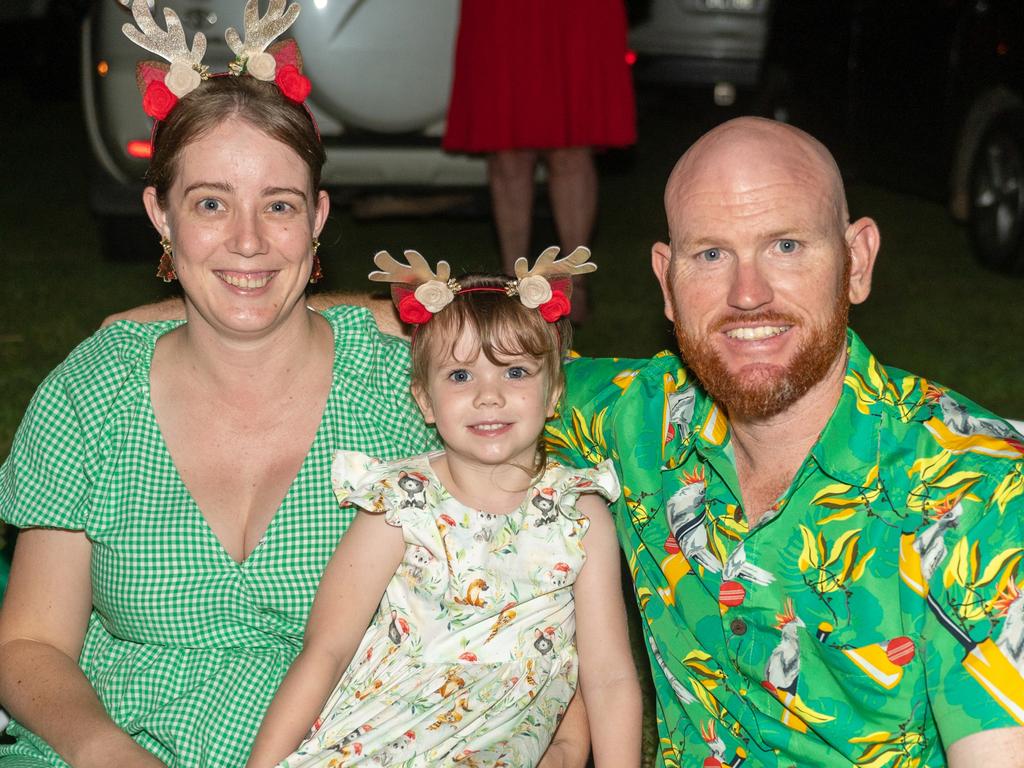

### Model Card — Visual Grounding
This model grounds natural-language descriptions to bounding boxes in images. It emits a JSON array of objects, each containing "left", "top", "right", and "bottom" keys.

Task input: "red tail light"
[{"left": 127, "top": 140, "right": 152, "bottom": 159}]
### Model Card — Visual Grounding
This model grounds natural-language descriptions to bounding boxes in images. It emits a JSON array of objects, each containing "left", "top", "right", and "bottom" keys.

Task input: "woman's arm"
[
  {"left": 0, "top": 529, "right": 167, "bottom": 767},
  {"left": 245, "top": 510, "right": 406, "bottom": 768},
  {"left": 538, "top": 690, "right": 591, "bottom": 768},
  {"left": 573, "top": 494, "right": 643, "bottom": 768}
]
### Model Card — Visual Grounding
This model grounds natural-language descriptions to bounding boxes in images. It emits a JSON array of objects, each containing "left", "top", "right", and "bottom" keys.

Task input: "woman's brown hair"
[{"left": 146, "top": 75, "right": 325, "bottom": 205}]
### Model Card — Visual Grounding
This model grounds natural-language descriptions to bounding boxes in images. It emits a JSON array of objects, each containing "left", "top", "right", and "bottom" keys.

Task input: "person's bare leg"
[
  {"left": 546, "top": 146, "right": 597, "bottom": 321},
  {"left": 488, "top": 150, "right": 539, "bottom": 274}
]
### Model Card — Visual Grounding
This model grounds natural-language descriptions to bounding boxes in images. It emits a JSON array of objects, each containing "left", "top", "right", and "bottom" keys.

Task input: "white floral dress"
[{"left": 280, "top": 451, "right": 619, "bottom": 767}]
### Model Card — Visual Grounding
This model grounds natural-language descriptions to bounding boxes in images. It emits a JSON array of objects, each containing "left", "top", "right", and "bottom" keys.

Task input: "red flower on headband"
[
  {"left": 398, "top": 294, "right": 432, "bottom": 324},
  {"left": 143, "top": 80, "right": 178, "bottom": 120},
  {"left": 276, "top": 64, "right": 311, "bottom": 103},
  {"left": 539, "top": 290, "right": 571, "bottom": 322}
]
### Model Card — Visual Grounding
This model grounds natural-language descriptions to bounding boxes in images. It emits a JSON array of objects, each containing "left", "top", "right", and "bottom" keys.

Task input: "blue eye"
[
  {"left": 448, "top": 369, "right": 471, "bottom": 383},
  {"left": 269, "top": 201, "right": 293, "bottom": 213},
  {"left": 199, "top": 198, "right": 221, "bottom": 212},
  {"left": 700, "top": 248, "right": 722, "bottom": 262},
  {"left": 777, "top": 239, "right": 798, "bottom": 253},
  {"left": 506, "top": 366, "right": 529, "bottom": 380}
]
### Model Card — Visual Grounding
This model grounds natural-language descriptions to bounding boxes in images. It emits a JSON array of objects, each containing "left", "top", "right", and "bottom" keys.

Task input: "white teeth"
[
  {"left": 473, "top": 423, "right": 507, "bottom": 431},
  {"left": 725, "top": 325, "right": 789, "bottom": 340},
  {"left": 220, "top": 273, "right": 271, "bottom": 289}
]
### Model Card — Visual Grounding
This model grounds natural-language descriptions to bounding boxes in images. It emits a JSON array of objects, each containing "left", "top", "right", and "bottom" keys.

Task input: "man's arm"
[
  {"left": 947, "top": 727, "right": 1024, "bottom": 767},
  {"left": 102, "top": 292, "right": 408, "bottom": 337}
]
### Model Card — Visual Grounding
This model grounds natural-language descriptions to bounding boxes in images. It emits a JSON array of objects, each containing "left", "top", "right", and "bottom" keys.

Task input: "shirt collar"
[{"left": 663, "top": 329, "right": 883, "bottom": 490}]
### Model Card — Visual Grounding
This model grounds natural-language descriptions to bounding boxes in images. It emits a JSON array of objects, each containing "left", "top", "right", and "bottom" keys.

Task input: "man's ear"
[
  {"left": 845, "top": 217, "right": 880, "bottom": 305},
  {"left": 412, "top": 383, "right": 435, "bottom": 425},
  {"left": 651, "top": 241, "right": 676, "bottom": 322},
  {"left": 143, "top": 186, "right": 168, "bottom": 239}
]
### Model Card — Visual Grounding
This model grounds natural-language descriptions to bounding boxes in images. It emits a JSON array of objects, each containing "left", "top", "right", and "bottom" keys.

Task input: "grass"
[{"left": 1, "top": 62, "right": 1022, "bottom": 765}]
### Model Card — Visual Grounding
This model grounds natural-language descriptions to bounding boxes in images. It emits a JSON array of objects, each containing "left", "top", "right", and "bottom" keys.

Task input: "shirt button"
[{"left": 730, "top": 618, "right": 747, "bottom": 636}]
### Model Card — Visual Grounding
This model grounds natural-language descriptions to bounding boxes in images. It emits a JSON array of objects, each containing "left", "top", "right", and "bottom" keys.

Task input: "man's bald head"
[
  {"left": 650, "top": 116, "right": 880, "bottom": 422},
  {"left": 664, "top": 117, "right": 849, "bottom": 244}
]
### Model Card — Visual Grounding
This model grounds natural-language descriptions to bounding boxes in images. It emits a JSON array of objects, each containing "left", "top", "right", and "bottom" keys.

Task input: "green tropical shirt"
[{"left": 547, "top": 330, "right": 1024, "bottom": 768}]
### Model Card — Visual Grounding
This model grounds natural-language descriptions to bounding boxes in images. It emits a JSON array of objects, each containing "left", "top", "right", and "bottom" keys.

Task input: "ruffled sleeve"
[
  {"left": 331, "top": 450, "right": 391, "bottom": 516},
  {"left": 0, "top": 321, "right": 173, "bottom": 532},
  {"left": 553, "top": 458, "right": 620, "bottom": 510},
  {"left": 331, "top": 452, "right": 443, "bottom": 536}
]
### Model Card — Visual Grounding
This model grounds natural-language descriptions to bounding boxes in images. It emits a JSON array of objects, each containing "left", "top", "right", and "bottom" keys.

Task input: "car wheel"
[{"left": 967, "top": 111, "right": 1024, "bottom": 275}]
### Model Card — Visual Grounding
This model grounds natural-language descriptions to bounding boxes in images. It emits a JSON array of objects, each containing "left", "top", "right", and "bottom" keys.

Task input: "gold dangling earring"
[
  {"left": 309, "top": 237, "right": 323, "bottom": 284},
  {"left": 157, "top": 236, "right": 177, "bottom": 282}
]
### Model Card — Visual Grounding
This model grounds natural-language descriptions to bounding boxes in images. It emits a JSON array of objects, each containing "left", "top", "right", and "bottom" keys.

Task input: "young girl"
[{"left": 246, "top": 248, "right": 642, "bottom": 767}]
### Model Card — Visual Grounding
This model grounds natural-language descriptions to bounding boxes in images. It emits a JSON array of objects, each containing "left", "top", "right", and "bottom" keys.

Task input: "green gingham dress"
[{"left": 0, "top": 306, "right": 439, "bottom": 768}]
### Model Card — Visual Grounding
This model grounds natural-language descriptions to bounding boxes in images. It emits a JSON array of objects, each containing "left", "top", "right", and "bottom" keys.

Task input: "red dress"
[{"left": 443, "top": 0, "right": 636, "bottom": 153}]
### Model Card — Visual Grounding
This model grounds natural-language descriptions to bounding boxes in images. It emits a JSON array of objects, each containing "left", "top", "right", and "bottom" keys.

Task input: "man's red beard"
[{"left": 672, "top": 270, "right": 851, "bottom": 421}]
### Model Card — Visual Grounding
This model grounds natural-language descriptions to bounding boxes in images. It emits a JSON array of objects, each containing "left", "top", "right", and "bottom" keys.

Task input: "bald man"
[{"left": 549, "top": 117, "right": 1024, "bottom": 766}]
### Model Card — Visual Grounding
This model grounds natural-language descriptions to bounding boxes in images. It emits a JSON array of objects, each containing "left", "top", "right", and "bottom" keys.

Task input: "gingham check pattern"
[{"left": 0, "top": 306, "right": 439, "bottom": 767}]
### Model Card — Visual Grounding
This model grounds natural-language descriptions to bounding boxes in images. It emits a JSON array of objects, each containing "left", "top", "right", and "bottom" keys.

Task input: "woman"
[
  {"left": 0, "top": 78, "right": 439, "bottom": 768},
  {"left": 0, "top": 3, "right": 592, "bottom": 765}
]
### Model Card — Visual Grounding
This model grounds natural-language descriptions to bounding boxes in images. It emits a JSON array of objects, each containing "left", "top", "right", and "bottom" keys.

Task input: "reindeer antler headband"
[
  {"left": 123, "top": 0, "right": 311, "bottom": 122},
  {"left": 369, "top": 246, "right": 597, "bottom": 325}
]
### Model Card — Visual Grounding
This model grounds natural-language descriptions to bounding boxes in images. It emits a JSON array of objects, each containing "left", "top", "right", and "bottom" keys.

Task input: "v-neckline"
[{"left": 143, "top": 317, "right": 338, "bottom": 568}]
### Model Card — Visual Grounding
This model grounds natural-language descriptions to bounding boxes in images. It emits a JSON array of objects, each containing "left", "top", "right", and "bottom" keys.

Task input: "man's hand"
[{"left": 102, "top": 297, "right": 185, "bottom": 327}]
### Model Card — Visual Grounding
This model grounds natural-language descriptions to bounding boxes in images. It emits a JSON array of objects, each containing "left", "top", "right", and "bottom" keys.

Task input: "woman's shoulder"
[
  {"left": 320, "top": 304, "right": 413, "bottom": 376},
  {"left": 39, "top": 320, "right": 179, "bottom": 405}
]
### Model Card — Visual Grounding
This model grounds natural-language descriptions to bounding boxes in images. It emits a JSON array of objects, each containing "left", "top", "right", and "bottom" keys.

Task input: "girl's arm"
[
  {"left": 573, "top": 494, "right": 643, "bottom": 768},
  {"left": 245, "top": 509, "right": 405, "bottom": 768},
  {"left": 0, "top": 529, "right": 168, "bottom": 768}
]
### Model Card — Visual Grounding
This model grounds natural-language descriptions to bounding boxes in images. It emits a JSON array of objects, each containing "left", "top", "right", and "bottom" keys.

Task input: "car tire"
[{"left": 967, "top": 111, "right": 1024, "bottom": 275}]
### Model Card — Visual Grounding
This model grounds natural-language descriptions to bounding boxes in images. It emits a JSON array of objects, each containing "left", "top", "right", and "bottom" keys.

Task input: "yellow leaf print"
[
  {"left": 976, "top": 547, "right": 1024, "bottom": 589},
  {"left": 993, "top": 467, "right": 1024, "bottom": 515},
  {"left": 636, "top": 586, "right": 654, "bottom": 612},
  {"left": 798, "top": 525, "right": 820, "bottom": 570},
  {"left": 812, "top": 468, "right": 881, "bottom": 514},
  {"left": 907, "top": 451, "right": 952, "bottom": 483},
  {"left": 682, "top": 650, "right": 726, "bottom": 690},
  {"left": 849, "top": 728, "right": 923, "bottom": 768},
  {"left": 546, "top": 406, "right": 609, "bottom": 465},
  {"left": 623, "top": 485, "right": 650, "bottom": 525},
  {"left": 798, "top": 528, "right": 874, "bottom": 594},
  {"left": 845, "top": 369, "right": 884, "bottom": 415},
  {"left": 943, "top": 537, "right": 971, "bottom": 589},
  {"left": 907, "top": 471, "right": 982, "bottom": 513}
]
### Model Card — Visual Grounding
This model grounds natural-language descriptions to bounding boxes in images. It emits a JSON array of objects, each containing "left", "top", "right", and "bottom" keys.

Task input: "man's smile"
[{"left": 723, "top": 325, "right": 792, "bottom": 341}]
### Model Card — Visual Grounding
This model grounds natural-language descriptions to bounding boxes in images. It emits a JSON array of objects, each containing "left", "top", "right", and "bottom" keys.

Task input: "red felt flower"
[
  {"left": 539, "top": 290, "right": 571, "bottom": 322},
  {"left": 143, "top": 80, "right": 178, "bottom": 121},
  {"left": 398, "top": 294, "right": 432, "bottom": 324},
  {"left": 275, "top": 64, "right": 311, "bottom": 103}
]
